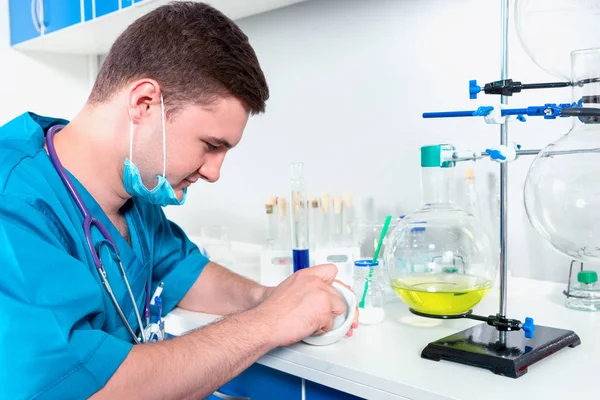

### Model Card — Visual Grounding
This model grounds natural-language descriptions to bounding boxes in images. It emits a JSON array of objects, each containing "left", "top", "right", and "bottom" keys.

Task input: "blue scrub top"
[{"left": 0, "top": 112, "right": 210, "bottom": 399}]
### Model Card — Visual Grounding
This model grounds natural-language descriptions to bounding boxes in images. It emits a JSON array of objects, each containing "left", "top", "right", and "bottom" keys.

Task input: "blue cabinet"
[
  {"left": 306, "top": 380, "right": 365, "bottom": 400},
  {"left": 95, "top": 0, "right": 119, "bottom": 18},
  {"left": 83, "top": 0, "right": 143, "bottom": 21},
  {"left": 43, "top": 0, "right": 82, "bottom": 35},
  {"left": 8, "top": 0, "right": 42, "bottom": 45},
  {"left": 84, "top": 0, "right": 94, "bottom": 21},
  {"left": 217, "top": 363, "right": 302, "bottom": 399},
  {"left": 94, "top": 0, "right": 141, "bottom": 18},
  {"left": 214, "top": 364, "right": 365, "bottom": 400},
  {"left": 8, "top": 0, "right": 82, "bottom": 45}
]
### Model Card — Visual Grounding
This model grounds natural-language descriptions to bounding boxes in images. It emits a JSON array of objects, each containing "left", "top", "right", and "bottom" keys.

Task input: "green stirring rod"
[{"left": 359, "top": 215, "right": 392, "bottom": 308}]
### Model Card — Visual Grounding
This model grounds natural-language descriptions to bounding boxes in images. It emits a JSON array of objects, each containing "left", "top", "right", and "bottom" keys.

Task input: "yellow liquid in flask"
[{"left": 391, "top": 274, "right": 492, "bottom": 316}]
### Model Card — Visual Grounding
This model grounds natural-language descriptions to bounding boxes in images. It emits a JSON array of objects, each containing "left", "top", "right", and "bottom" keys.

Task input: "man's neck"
[{"left": 51, "top": 106, "right": 131, "bottom": 217}]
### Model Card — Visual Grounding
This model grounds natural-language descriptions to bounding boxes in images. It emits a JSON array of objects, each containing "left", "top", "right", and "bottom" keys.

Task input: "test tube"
[
  {"left": 321, "top": 192, "right": 331, "bottom": 248},
  {"left": 265, "top": 196, "right": 277, "bottom": 249},
  {"left": 308, "top": 198, "right": 320, "bottom": 251},
  {"left": 342, "top": 192, "right": 354, "bottom": 246},
  {"left": 332, "top": 196, "right": 343, "bottom": 246},
  {"left": 277, "top": 197, "right": 290, "bottom": 250},
  {"left": 290, "top": 162, "right": 310, "bottom": 272}
]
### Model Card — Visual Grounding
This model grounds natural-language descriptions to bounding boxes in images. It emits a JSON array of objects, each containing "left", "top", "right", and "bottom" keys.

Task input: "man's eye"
[{"left": 205, "top": 142, "right": 218, "bottom": 151}]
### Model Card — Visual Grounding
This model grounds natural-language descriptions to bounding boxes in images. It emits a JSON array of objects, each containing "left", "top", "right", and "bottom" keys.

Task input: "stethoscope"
[{"left": 46, "top": 124, "right": 161, "bottom": 344}]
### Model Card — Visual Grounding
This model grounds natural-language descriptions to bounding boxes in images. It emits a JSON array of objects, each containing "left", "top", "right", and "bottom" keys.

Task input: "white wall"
[
  {"left": 164, "top": 0, "right": 576, "bottom": 282},
  {"left": 0, "top": 0, "right": 90, "bottom": 123},
  {"left": 0, "top": 0, "right": 576, "bottom": 283}
]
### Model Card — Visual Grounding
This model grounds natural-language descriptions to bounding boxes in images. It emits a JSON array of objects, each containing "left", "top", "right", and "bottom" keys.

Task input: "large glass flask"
[
  {"left": 524, "top": 48, "right": 600, "bottom": 262},
  {"left": 515, "top": 0, "right": 600, "bottom": 80},
  {"left": 384, "top": 145, "right": 497, "bottom": 316}
]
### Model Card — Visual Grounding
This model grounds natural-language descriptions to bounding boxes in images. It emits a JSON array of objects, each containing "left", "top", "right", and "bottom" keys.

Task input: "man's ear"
[{"left": 127, "top": 79, "right": 161, "bottom": 123}]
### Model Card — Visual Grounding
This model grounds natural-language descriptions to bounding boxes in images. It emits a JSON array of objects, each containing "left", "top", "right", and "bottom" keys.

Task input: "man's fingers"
[
  {"left": 330, "top": 291, "right": 347, "bottom": 317},
  {"left": 305, "top": 263, "right": 338, "bottom": 284},
  {"left": 321, "top": 314, "right": 334, "bottom": 333}
]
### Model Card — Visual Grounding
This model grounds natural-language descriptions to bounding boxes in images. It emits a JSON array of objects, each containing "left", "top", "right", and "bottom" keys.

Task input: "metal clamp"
[
  {"left": 563, "top": 260, "right": 586, "bottom": 299},
  {"left": 409, "top": 309, "right": 534, "bottom": 338}
]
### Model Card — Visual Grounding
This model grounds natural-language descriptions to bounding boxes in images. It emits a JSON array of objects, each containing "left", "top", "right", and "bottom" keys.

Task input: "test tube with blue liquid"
[{"left": 290, "top": 162, "right": 310, "bottom": 272}]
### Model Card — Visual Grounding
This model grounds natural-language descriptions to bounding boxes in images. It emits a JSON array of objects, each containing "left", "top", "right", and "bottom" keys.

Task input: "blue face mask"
[{"left": 123, "top": 94, "right": 187, "bottom": 206}]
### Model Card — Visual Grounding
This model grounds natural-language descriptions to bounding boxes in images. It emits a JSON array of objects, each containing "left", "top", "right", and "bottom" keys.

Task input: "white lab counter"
[{"left": 165, "top": 244, "right": 599, "bottom": 400}]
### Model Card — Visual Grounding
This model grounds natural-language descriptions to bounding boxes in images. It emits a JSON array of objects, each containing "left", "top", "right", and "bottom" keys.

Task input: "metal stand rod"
[
  {"left": 499, "top": 0, "right": 509, "bottom": 320},
  {"left": 450, "top": 149, "right": 542, "bottom": 162},
  {"left": 449, "top": 148, "right": 599, "bottom": 163},
  {"left": 517, "top": 149, "right": 541, "bottom": 156}
]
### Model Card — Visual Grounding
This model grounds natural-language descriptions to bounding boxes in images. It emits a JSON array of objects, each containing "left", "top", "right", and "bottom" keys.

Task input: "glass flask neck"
[
  {"left": 571, "top": 48, "right": 600, "bottom": 126},
  {"left": 420, "top": 166, "right": 454, "bottom": 207}
]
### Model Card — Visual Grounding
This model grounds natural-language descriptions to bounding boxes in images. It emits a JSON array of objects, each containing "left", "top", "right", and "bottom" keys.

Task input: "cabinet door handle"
[
  {"left": 36, "top": 0, "right": 46, "bottom": 33},
  {"left": 213, "top": 391, "right": 251, "bottom": 400},
  {"left": 30, "top": 0, "right": 41, "bottom": 33}
]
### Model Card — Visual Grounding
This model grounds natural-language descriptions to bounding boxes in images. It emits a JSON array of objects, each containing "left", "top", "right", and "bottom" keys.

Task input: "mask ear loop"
[
  {"left": 128, "top": 118, "right": 134, "bottom": 164},
  {"left": 160, "top": 94, "right": 166, "bottom": 179}
]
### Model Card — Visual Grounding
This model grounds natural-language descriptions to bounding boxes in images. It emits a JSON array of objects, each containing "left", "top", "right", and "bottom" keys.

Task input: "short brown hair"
[{"left": 88, "top": 1, "right": 269, "bottom": 115}]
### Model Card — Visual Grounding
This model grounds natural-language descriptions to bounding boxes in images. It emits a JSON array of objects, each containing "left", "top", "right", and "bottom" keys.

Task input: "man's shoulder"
[{"left": 0, "top": 112, "right": 66, "bottom": 197}]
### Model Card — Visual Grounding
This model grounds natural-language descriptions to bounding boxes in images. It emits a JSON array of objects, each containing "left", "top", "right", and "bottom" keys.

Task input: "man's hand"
[
  {"left": 256, "top": 271, "right": 360, "bottom": 339},
  {"left": 334, "top": 279, "right": 359, "bottom": 337},
  {"left": 255, "top": 264, "right": 349, "bottom": 347}
]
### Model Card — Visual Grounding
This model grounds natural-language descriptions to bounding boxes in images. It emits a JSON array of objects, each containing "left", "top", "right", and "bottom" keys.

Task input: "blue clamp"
[
  {"left": 541, "top": 103, "right": 578, "bottom": 119},
  {"left": 517, "top": 115, "right": 526, "bottom": 122},
  {"left": 522, "top": 317, "right": 535, "bottom": 339},
  {"left": 485, "top": 148, "right": 506, "bottom": 161},
  {"left": 544, "top": 104, "right": 563, "bottom": 119},
  {"left": 469, "top": 80, "right": 482, "bottom": 100},
  {"left": 473, "top": 106, "right": 493, "bottom": 116}
]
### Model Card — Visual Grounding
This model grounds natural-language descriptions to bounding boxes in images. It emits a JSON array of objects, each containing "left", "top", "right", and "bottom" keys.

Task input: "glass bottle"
[
  {"left": 566, "top": 270, "right": 600, "bottom": 311},
  {"left": 352, "top": 260, "right": 386, "bottom": 325}
]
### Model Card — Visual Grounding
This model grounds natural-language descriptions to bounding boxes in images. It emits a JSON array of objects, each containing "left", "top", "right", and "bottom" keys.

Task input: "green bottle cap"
[
  {"left": 442, "top": 267, "right": 459, "bottom": 273},
  {"left": 420, "top": 144, "right": 456, "bottom": 168},
  {"left": 577, "top": 270, "right": 598, "bottom": 284}
]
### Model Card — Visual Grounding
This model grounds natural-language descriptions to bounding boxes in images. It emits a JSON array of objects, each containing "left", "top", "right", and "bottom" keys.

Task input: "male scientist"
[{"left": 0, "top": 2, "right": 357, "bottom": 399}]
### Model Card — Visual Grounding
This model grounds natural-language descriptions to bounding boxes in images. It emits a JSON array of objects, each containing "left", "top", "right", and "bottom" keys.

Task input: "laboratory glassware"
[
  {"left": 352, "top": 260, "right": 386, "bottom": 325},
  {"left": 515, "top": 0, "right": 600, "bottom": 80},
  {"left": 265, "top": 197, "right": 277, "bottom": 249},
  {"left": 564, "top": 261, "right": 600, "bottom": 311},
  {"left": 384, "top": 145, "right": 497, "bottom": 316},
  {"left": 290, "top": 162, "right": 310, "bottom": 271},
  {"left": 524, "top": 48, "right": 600, "bottom": 262}
]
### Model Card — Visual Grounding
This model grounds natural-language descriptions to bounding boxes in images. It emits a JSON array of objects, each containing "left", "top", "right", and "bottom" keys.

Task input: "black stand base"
[{"left": 421, "top": 323, "right": 581, "bottom": 378}]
